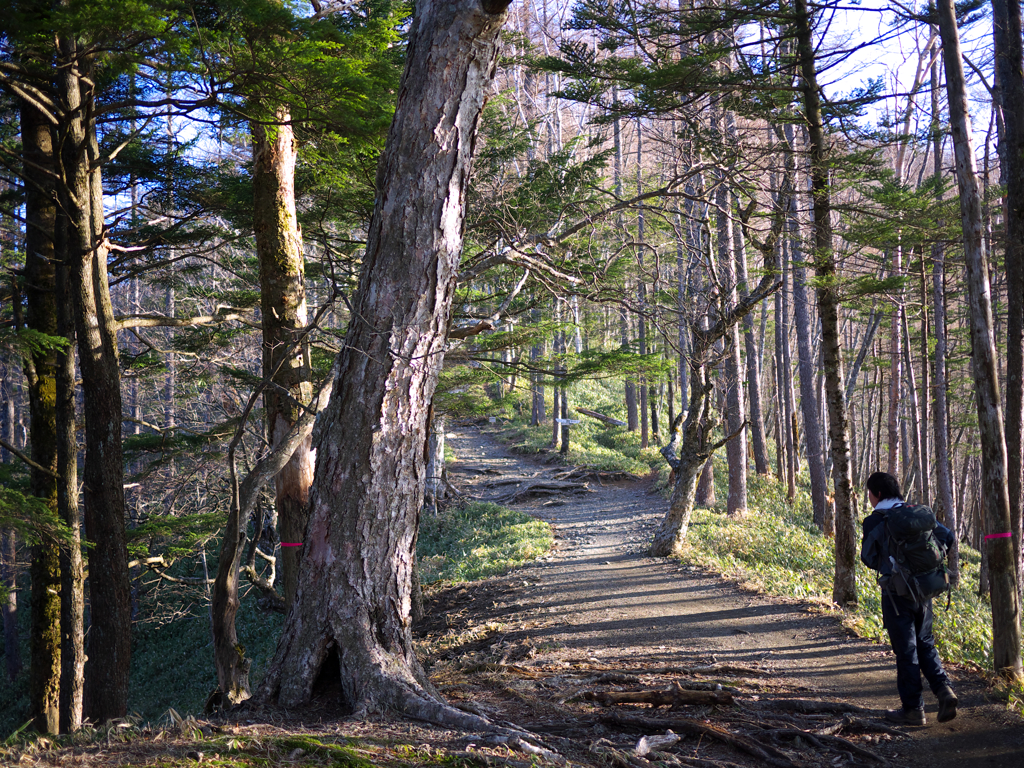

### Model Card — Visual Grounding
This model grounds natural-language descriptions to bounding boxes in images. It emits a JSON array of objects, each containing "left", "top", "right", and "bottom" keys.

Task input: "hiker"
[{"left": 860, "top": 471, "right": 958, "bottom": 726}]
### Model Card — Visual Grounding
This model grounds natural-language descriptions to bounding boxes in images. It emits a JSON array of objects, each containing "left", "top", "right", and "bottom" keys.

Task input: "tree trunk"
[
  {"left": 1, "top": 531, "right": 19, "bottom": 682},
  {"left": 257, "top": 0, "right": 513, "bottom": 723},
  {"left": 776, "top": 240, "right": 797, "bottom": 500},
  {"left": 901, "top": 311, "right": 925, "bottom": 503},
  {"left": 55, "top": 224, "right": 84, "bottom": 734},
  {"left": 993, "top": 0, "right": 1024, "bottom": 585},
  {"left": 650, "top": 274, "right": 780, "bottom": 557},
  {"left": 531, "top": 308, "right": 544, "bottom": 425},
  {"left": 56, "top": 38, "right": 131, "bottom": 722},
  {"left": 21, "top": 97, "right": 62, "bottom": 735},
  {"left": 425, "top": 413, "right": 448, "bottom": 507},
  {"left": 794, "top": 0, "right": 857, "bottom": 606},
  {"left": 937, "top": 0, "right": 1022, "bottom": 678},
  {"left": 888, "top": 263, "right": 902, "bottom": 476},
  {"left": 736, "top": 202, "right": 769, "bottom": 475},
  {"left": 253, "top": 110, "right": 314, "bottom": 610},
  {"left": 784, "top": 132, "right": 828, "bottom": 529}
]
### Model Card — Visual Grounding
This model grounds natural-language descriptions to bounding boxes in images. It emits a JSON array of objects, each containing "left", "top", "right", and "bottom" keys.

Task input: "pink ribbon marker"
[
  {"left": 280, "top": 543, "right": 303, "bottom": 547},
  {"left": 984, "top": 532, "right": 1013, "bottom": 540}
]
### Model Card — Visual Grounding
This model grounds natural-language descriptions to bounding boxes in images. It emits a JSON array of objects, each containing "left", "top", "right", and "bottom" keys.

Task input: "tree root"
[
  {"left": 597, "top": 712, "right": 802, "bottom": 768},
  {"left": 583, "top": 685, "right": 734, "bottom": 708}
]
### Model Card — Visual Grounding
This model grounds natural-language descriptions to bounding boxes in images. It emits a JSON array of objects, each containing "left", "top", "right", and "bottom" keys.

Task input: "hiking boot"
[
  {"left": 937, "top": 686, "right": 958, "bottom": 723},
  {"left": 885, "top": 707, "right": 926, "bottom": 726}
]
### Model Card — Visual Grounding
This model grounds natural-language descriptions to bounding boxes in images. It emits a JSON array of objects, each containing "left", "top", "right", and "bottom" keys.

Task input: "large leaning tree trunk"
[
  {"left": 937, "top": 0, "right": 1023, "bottom": 679},
  {"left": 56, "top": 36, "right": 132, "bottom": 721},
  {"left": 253, "top": 109, "right": 314, "bottom": 609},
  {"left": 793, "top": 0, "right": 857, "bottom": 607},
  {"left": 257, "top": 0, "right": 513, "bottom": 723}
]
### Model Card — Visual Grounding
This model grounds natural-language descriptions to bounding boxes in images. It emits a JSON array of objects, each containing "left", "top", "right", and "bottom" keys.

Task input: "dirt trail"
[{"left": 432, "top": 425, "right": 1024, "bottom": 768}]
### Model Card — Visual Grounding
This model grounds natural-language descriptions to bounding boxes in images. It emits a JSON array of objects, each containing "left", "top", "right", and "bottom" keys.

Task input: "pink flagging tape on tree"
[
  {"left": 280, "top": 543, "right": 303, "bottom": 547},
  {"left": 984, "top": 532, "right": 1013, "bottom": 540}
]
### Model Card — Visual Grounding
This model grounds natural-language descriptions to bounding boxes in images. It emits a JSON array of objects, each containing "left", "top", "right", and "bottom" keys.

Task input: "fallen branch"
[
  {"left": 575, "top": 407, "right": 627, "bottom": 427},
  {"left": 635, "top": 732, "right": 681, "bottom": 756}
]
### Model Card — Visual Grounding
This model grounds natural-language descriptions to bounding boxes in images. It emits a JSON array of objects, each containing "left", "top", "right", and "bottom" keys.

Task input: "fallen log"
[
  {"left": 584, "top": 687, "right": 734, "bottom": 707},
  {"left": 576, "top": 407, "right": 628, "bottom": 427}
]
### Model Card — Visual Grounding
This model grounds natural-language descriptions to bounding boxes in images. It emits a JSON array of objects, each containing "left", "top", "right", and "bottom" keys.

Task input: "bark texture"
[
  {"left": 937, "top": 0, "right": 1022, "bottom": 678},
  {"left": 257, "top": 0, "right": 512, "bottom": 722},
  {"left": 21, "top": 98, "right": 61, "bottom": 734},
  {"left": 253, "top": 111, "right": 314, "bottom": 609},
  {"left": 56, "top": 38, "right": 131, "bottom": 721}
]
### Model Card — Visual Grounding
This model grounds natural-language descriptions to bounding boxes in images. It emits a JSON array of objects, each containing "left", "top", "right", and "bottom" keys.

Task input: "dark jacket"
[{"left": 861, "top": 502, "right": 953, "bottom": 590}]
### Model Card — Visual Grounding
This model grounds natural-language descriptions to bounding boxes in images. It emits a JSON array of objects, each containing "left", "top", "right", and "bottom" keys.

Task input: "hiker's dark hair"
[{"left": 866, "top": 471, "right": 903, "bottom": 501}]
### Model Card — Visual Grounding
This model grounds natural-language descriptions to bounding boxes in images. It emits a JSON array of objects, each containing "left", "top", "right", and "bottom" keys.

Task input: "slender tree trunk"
[
  {"left": 901, "top": 311, "right": 925, "bottom": 502},
  {"left": 651, "top": 274, "right": 780, "bottom": 556},
  {"left": 888, "top": 255, "right": 903, "bottom": 476},
  {"left": 253, "top": 110, "right": 314, "bottom": 609},
  {"left": 531, "top": 308, "right": 544, "bottom": 425},
  {"left": 777, "top": 239, "right": 797, "bottom": 500},
  {"left": 993, "top": 0, "right": 1024, "bottom": 584},
  {"left": 1, "top": 530, "right": 19, "bottom": 683},
  {"left": 612, "top": 93, "right": 637, "bottom": 431},
  {"left": 785, "top": 134, "right": 828, "bottom": 528},
  {"left": 56, "top": 38, "right": 131, "bottom": 721},
  {"left": 736, "top": 203, "right": 769, "bottom": 475},
  {"left": 716, "top": 180, "right": 746, "bottom": 516},
  {"left": 918, "top": 258, "right": 931, "bottom": 506},
  {"left": 937, "top": 0, "right": 1022, "bottom": 678},
  {"left": 794, "top": 0, "right": 857, "bottom": 605},
  {"left": 257, "top": 0, "right": 514, "bottom": 724},
  {"left": 637, "top": 125, "right": 649, "bottom": 449},
  {"left": 425, "top": 413, "right": 448, "bottom": 506},
  {"left": 55, "top": 223, "right": 83, "bottom": 733}
]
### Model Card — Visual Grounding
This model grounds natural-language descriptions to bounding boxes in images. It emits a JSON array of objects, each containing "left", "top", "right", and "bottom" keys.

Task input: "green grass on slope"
[{"left": 417, "top": 501, "right": 553, "bottom": 584}]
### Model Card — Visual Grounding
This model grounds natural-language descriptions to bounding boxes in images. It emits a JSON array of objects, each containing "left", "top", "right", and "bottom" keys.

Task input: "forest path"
[{"left": 426, "top": 424, "right": 1024, "bottom": 768}]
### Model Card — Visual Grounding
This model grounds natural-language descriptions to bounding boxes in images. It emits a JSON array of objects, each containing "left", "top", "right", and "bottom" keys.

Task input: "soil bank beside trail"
[{"left": 441, "top": 425, "right": 1024, "bottom": 768}]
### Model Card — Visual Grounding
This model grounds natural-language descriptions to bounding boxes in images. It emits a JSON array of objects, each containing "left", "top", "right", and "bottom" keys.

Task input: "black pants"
[{"left": 881, "top": 590, "right": 950, "bottom": 710}]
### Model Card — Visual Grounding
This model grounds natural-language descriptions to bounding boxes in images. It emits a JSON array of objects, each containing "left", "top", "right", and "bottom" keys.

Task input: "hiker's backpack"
[{"left": 884, "top": 504, "right": 950, "bottom": 603}]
